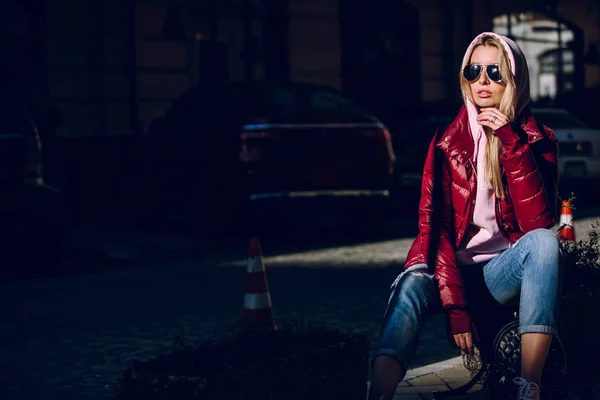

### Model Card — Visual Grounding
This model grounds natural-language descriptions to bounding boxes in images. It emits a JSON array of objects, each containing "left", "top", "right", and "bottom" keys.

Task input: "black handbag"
[{"left": 489, "top": 320, "right": 568, "bottom": 399}]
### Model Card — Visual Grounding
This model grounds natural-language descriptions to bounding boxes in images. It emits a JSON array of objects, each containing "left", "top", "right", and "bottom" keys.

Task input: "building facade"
[{"left": 4, "top": 0, "right": 600, "bottom": 137}]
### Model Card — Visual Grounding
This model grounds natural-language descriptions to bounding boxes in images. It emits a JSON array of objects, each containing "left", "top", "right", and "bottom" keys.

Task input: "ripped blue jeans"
[{"left": 372, "top": 228, "right": 562, "bottom": 369}]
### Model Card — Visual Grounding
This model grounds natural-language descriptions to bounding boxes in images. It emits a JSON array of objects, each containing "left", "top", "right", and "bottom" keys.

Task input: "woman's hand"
[
  {"left": 476, "top": 107, "right": 510, "bottom": 131},
  {"left": 453, "top": 332, "right": 474, "bottom": 355}
]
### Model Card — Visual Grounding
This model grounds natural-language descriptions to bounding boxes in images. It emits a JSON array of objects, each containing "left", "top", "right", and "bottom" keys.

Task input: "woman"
[{"left": 369, "top": 32, "right": 560, "bottom": 400}]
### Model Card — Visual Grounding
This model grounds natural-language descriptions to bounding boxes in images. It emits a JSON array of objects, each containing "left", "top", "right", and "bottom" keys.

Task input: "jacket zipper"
[{"left": 458, "top": 159, "right": 477, "bottom": 248}]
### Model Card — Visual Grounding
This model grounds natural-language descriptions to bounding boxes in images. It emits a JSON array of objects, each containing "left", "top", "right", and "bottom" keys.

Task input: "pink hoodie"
[{"left": 455, "top": 32, "right": 531, "bottom": 265}]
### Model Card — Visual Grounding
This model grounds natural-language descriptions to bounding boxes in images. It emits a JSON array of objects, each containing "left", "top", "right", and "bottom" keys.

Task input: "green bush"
[
  {"left": 559, "top": 219, "right": 600, "bottom": 370},
  {"left": 112, "top": 324, "right": 369, "bottom": 400}
]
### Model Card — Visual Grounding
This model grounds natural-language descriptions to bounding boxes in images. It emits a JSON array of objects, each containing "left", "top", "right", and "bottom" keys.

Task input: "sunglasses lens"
[
  {"left": 487, "top": 65, "right": 501, "bottom": 82},
  {"left": 463, "top": 64, "right": 481, "bottom": 82}
]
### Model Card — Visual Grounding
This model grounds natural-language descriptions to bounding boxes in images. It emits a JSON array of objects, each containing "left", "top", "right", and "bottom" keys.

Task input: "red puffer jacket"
[{"left": 404, "top": 105, "right": 559, "bottom": 333}]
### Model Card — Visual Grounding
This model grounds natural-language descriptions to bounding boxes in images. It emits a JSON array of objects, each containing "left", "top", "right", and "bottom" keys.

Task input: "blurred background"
[
  {"left": 2, "top": 0, "right": 600, "bottom": 245},
  {"left": 2, "top": 1, "right": 600, "bottom": 398}
]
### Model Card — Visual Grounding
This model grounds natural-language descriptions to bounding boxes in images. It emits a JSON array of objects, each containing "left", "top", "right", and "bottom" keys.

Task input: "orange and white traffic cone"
[
  {"left": 558, "top": 200, "right": 575, "bottom": 244},
  {"left": 242, "top": 237, "right": 277, "bottom": 331}
]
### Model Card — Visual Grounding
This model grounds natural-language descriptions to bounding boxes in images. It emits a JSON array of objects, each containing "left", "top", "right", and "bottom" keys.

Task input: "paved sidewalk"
[
  {"left": 369, "top": 358, "right": 600, "bottom": 399},
  {"left": 368, "top": 358, "right": 487, "bottom": 400}
]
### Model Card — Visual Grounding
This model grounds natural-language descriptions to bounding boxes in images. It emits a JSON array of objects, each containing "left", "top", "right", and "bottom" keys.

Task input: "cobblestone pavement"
[
  {"left": 379, "top": 363, "right": 600, "bottom": 399},
  {"left": 392, "top": 364, "right": 488, "bottom": 400},
  {"left": 0, "top": 219, "right": 452, "bottom": 400},
  {"left": 1, "top": 212, "right": 599, "bottom": 400}
]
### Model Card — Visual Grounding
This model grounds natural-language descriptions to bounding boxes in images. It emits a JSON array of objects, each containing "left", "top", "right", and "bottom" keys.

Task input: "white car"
[{"left": 532, "top": 107, "right": 600, "bottom": 182}]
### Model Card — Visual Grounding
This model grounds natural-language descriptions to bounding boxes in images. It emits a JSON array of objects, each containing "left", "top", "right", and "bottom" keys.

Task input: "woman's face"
[{"left": 468, "top": 45, "right": 506, "bottom": 108}]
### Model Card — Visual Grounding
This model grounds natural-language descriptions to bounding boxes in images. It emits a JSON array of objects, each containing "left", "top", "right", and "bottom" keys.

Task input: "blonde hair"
[{"left": 459, "top": 34, "right": 517, "bottom": 198}]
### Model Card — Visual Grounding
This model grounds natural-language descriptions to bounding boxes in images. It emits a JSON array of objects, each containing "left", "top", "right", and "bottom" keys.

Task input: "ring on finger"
[{"left": 491, "top": 115, "right": 497, "bottom": 123}]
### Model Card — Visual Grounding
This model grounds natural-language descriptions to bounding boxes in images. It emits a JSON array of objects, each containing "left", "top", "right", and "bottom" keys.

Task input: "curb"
[{"left": 403, "top": 356, "right": 464, "bottom": 380}]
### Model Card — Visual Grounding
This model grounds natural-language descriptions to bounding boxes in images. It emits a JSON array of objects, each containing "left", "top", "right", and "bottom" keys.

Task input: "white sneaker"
[{"left": 512, "top": 377, "right": 541, "bottom": 400}]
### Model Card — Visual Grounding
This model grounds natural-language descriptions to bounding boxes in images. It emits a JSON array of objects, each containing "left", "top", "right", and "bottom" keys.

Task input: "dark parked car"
[
  {"left": 385, "top": 102, "right": 461, "bottom": 213},
  {"left": 146, "top": 81, "right": 396, "bottom": 232}
]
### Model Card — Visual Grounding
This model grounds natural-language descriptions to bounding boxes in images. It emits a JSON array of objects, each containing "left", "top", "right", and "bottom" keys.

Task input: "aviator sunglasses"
[{"left": 462, "top": 63, "right": 502, "bottom": 83}]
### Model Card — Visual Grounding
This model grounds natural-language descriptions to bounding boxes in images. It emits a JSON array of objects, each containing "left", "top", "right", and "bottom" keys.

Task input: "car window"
[
  {"left": 234, "top": 84, "right": 364, "bottom": 115},
  {"left": 533, "top": 111, "right": 588, "bottom": 129},
  {"left": 270, "top": 86, "right": 298, "bottom": 108},
  {"left": 228, "top": 85, "right": 292, "bottom": 117},
  {"left": 308, "top": 90, "right": 364, "bottom": 113},
  {"left": 164, "top": 83, "right": 367, "bottom": 132}
]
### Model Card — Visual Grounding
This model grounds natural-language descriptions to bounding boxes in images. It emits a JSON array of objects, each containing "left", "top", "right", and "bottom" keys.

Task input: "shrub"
[
  {"left": 112, "top": 323, "right": 369, "bottom": 400},
  {"left": 559, "top": 218, "right": 600, "bottom": 370}
]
